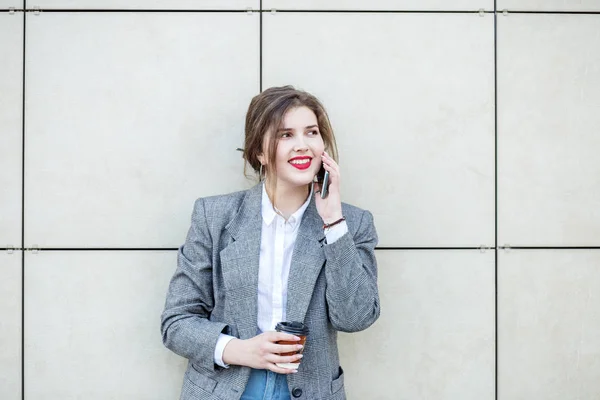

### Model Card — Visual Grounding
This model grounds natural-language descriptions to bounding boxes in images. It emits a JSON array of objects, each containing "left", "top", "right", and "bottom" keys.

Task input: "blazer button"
[{"left": 291, "top": 387, "right": 303, "bottom": 398}]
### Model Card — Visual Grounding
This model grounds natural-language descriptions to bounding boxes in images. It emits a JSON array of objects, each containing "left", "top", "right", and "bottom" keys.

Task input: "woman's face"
[{"left": 262, "top": 106, "right": 325, "bottom": 190}]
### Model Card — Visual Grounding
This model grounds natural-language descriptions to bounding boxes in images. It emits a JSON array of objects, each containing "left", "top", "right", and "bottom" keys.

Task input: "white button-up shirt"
[
  {"left": 257, "top": 184, "right": 311, "bottom": 334},
  {"left": 214, "top": 184, "right": 348, "bottom": 367}
]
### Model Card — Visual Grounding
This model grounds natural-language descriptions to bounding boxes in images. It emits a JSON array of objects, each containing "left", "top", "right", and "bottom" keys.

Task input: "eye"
[
  {"left": 308, "top": 130, "right": 319, "bottom": 136},
  {"left": 280, "top": 132, "right": 291, "bottom": 138}
]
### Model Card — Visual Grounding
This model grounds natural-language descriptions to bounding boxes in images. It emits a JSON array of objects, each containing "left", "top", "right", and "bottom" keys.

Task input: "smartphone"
[{"left": 317, "top": 166, "right": 329, "bottom": 199}]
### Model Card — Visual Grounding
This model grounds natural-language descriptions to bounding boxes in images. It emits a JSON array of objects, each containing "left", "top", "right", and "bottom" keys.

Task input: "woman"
[{"left": 161, "top": 86, "right": 380, "bottom": 400}]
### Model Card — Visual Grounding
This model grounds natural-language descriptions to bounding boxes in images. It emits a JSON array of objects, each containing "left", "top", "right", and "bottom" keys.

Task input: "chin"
[
  {"left": 293, "top": 179, "right": 314, "bottom": 188},
  {"left": 279, "top": 176, "right": 314, "bottom": 189}
]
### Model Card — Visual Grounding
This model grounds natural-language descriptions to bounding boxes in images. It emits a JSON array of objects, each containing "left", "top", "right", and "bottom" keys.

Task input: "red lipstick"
[{"left": 288, "top": 156, "right": 312, "bottom": 170}]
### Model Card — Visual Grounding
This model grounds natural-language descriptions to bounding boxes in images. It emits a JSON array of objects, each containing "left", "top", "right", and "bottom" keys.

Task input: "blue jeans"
[{"left": 240, "top": 369, "right": 291, "bottom": 400}]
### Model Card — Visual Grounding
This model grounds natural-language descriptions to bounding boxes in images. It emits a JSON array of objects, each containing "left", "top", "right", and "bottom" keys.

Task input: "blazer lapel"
[
  {"left": 220, "top": 183, "right": 262, "bottom": 340},
  {"left": 286, "top": 198, "right": 326, "bottom": 324},
  {"left": 220, "top": 183, "right": 327, "bottom": 338}
]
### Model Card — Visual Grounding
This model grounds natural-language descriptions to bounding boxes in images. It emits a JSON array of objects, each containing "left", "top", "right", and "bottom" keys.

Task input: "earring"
[{"left": 259, "top": 164, "right": 264, "bottom": 182}]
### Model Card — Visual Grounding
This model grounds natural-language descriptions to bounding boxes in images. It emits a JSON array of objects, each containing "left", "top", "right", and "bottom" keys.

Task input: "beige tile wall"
[
  {"left": 28, "top": 0, "right": 258, "bottom": 10},
  {"left": 498, "top": 250, "right": 600, "bottom": 400},
  {"left": 497, "top": 14, "right": 600, "bottom": 246},
  {"left": 497, "top": 0, "right": 600, "bottom": 12},
  {"left": 24, "top": 12, "right": 258, "bottom": 248},
  {"left": 0, "top": 252, "right": 22, "bottom": 400},
  {"left": 1, "top": 2, "right": 599, "bottom": 399},
  {"left": 262, "top": 0, "right": 493, "bottom": 11},
  {"left": 24, "top": 251, "right": 187, "bottom": 399},
  {"left": 0, "top": 0, "right": 24, "bottom": 8},
  {"left": 0, "top": 13, "right": 23, "bottom": 247}
]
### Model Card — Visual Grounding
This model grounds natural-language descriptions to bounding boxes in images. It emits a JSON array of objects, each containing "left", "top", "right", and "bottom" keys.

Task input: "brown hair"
[{"left": 243, "top": 85, "right": 339, "bottom": 183}]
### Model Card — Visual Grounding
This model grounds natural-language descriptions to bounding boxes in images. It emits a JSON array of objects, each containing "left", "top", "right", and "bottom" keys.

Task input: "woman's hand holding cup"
[
  {"left": 222, "top": 331, "right": 303, "bottom": 374},
  {"left": 274, "top": 321, "right": 309, "bottom": 370}
]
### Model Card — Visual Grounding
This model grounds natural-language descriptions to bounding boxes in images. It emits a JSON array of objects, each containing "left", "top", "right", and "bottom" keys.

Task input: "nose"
[{"left": 293, "top": 135, "right": 308, "bottom": 152}]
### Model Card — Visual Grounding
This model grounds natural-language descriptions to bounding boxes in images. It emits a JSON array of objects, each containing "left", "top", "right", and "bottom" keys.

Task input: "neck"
[{"left": 265, "top": 180, "right": 311, "bottom": 219}]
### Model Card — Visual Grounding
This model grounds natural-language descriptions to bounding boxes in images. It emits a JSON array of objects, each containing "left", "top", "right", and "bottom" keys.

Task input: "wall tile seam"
[{"left": 5, "top": 246, "right": 600, "bottom": 251}]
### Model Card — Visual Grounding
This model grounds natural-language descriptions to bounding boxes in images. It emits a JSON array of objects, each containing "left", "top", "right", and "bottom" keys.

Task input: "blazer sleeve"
[
  {"left": 160, "top": 198, "right": 229, "bottom": 372},
  {"left": 323, "top": 209, "right": 381, "bottom": 333}
]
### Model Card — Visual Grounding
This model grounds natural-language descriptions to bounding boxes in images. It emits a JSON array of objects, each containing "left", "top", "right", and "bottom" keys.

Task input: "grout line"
[
  {"left": 376, "top": 247, "right": 491, "bottom": 250},
  {"left": 261, "top": 9, "right": 492, "bottom": 13},
  {"left": 6, "top": 8, "right": 600, "bottom": 15},
  {"left": 11, "top": 246, "right": 600, "bottom": 251},
  {"left": 21, "top": 3, "right": 26, "bottom": 399},
  {"left": 21, "top": 250, "right": 25, "bottom": 400},
  {"left": 16, "top": 8, "right": 493, "bottom": 13},
  {"left": 505, "top": 246, "right": 600, "bottom": 250},
  {"left": 36, "top": 248, "right": 180, "bottom": 251},
  {"left": 20, "top": 247, "right": 483, "bottom": 251},
  {"left": 493, "top": 0, "right": 498, "bottom": 398},
  {"left": 24, "top": 9, "right": 255, "bottom": 13},
  {"left": 259, "top": 0, "right": 262, "bottom": 92},
  {"left": 502, "top": 10, "right": 600, "bottom": 15}
]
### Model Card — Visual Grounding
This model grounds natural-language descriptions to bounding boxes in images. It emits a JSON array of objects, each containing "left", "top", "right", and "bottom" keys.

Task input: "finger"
[
  {"left": 264, "top": 350, "right": 303, "bottom": 364},
  {"left": 322, "top": 150, "right": 333, "bottom": 161},
  {"left": 321, "top": 162, "right": 340, "bottom": 181},
  {"left": 274, "top": 353, "right": 304, "bottom": 364},
  {"left": 268, "top": 363, "right": 298, "bottom": 374},
  {"left": 321, "top": 156, "right": 335, "bottom": 168},
  {"left": 272, "top": 343, "right": 304, "bottom": 354},
  {"left": 321, "top": 159, "right": 339, "bottom": 175},
  {"left": 264, "top": 341, "right": 303, "bottom": 356},
  {"left": 321, "top": 162, "right": 335, "bottom": 175},
  {"left": 321, "top": 152, "right": 338, "bottom": 166},
  {"left": 271, "top": 332, "right": 301, "bottom": 342}
]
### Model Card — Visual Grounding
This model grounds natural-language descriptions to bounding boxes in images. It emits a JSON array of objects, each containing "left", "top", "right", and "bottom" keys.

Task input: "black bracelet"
[{"left": 323, "top": 217, "right": 346, "bottom": 230}]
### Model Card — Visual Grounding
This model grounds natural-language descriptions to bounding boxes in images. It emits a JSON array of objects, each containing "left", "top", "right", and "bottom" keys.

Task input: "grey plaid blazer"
[{"left": 161, "top": 182, "right": 380, "bottom": 400}]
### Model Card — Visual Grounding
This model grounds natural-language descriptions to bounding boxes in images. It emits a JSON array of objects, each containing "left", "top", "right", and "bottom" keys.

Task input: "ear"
[{"left": 257, "top": 153, "right": 266, "bottom": 165}]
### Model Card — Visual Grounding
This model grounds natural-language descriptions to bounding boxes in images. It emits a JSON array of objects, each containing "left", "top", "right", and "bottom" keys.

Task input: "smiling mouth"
[{"left": 289, "top": 158, "right": 312, "bottom": 170}]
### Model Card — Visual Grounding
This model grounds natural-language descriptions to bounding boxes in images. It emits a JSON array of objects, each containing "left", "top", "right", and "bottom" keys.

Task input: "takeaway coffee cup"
[{"left": 275, "top": 321, "right": 309, "bottom": 369}]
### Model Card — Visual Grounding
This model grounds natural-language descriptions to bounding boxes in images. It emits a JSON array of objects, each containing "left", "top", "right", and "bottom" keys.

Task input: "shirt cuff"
[
  {"left": 324, "top": 221, "right": 348, "bottom": 244},
  {"left": 214, "top": 333, "right": 236, "bottom": 368}
]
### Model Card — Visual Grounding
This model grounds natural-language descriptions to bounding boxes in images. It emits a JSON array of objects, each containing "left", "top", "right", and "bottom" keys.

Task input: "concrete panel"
[
  {"left": 339, "top": 250, "right": 495, "bottom": 399},
  {"left": 25, "top": 251, "right": 187, "bottom": 399},
  {"left": 25, "top": 12, "right": 259, "bottom": 248}
]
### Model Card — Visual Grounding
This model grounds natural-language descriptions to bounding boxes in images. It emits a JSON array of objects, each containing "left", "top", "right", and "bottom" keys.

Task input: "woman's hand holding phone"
[{"left": 315, "top": 151, "right": 343, "bottom": 224}]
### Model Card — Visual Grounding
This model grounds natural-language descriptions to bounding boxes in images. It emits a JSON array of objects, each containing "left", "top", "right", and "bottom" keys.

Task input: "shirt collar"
[{"left": 261, "top": 183, "right": 313, "bottom": 227}]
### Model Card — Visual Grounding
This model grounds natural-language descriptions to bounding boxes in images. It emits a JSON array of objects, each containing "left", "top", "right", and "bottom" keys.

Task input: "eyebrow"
[{"left": 278, "top": 125, "right": 319, "bottom": 132}]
